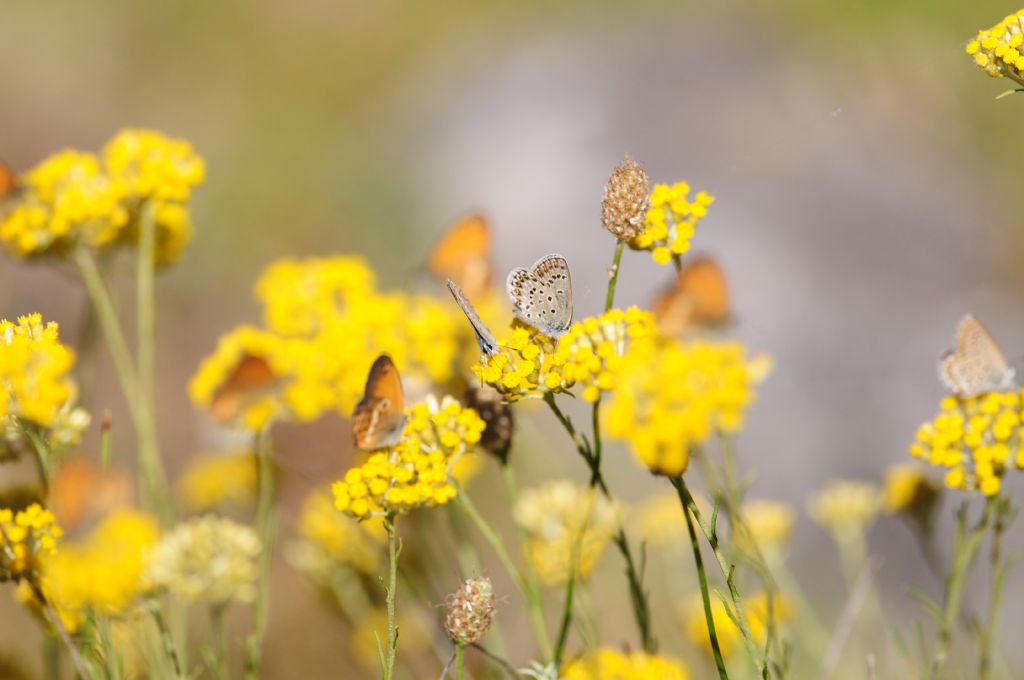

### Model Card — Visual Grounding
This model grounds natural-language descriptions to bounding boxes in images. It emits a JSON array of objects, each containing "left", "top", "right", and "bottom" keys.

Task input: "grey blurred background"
[{"left": 2, "top": 1, "right": 1023, "bottom": 677}]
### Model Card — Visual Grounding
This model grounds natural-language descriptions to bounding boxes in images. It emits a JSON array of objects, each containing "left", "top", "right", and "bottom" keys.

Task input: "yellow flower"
[
  {"left": 563, "top": 648, "right": 689, "bottom": 680},
  {"left": 513, "top": 480, "right": 621, "bottom": 587},
  {"left": 606, "top": 336, "right": 769, "bottom": 477},
  {"left": 0, "top": 504, "right": 62, "bottom": 582},
  {"left": 629, "top": 181, "right": 714, "bottom": 265},
  {"left": 684, "top": 592, "right": 788, "bottom": 660},
  {"left": 175, "top": 450, "right": 258, "bottom": 513},
  {"left": 349, "top": 608, "right": 430, "bottom": 671},
  {"left": 883, "top": 463, "right": 942, "bottom": 525},
  {"left": 807, "top": 480, "right": 881, "bottom": 540},
  {"left": 909, "top": 391, "right": 1021, "bottom": 496},
  {"left": 738, "top": 500, "right": 796, "bottom": 557},
  {"left": 144, "top": 515, "right": 260, "bottom": 605},
  {"left": 102, "top": 129, "right": 206, "bottom": 265},
  {"left": 289, "top": 488, "right": 386, "bottom": 578},
  {"left": 632, "top": 489, "right": 687, "bottom": 547},
  {"left": 332, "top": 395, "right": 485, "bottom": 519},
  {"left": 41, "top": 509, "right": 159, "bottom": 622},
  {"left": 0, "top": 151, "right": 129, "bottom": 257},
  {"left": 965, "top": 10, "right": 1024, "bottom": 79}
]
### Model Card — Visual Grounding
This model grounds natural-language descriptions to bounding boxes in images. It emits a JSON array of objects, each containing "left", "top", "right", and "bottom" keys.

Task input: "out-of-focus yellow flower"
[
  {"left": 144, "top": 515, "right": 260, "bottom": 605},
  {"left": 964, "top": 10, "right": 1024, "bottom": 80},
  {"left": 629, "top": 181, "right": 714, "bottom": 265},
  {"left": 514, "top": 480, "right": 621, "bottom": 587},
  {"left": 0, "top": 504, "right": 62, "bottom": 582},
  {"left": 474, "top": 308, "right": 654, "bottom": 402},
  {"left": 606, "top": 337, "right": 770, "bottom": 477},
  {"left": 0, "top": 151, "right": 129, "bottom": 257},
  {"left": 176, "top": 450, "right": 257, "bottom": 513},
  {"left": 909, "top": 392, "right": 1022, "bottom": 497},
  {"left": 632, "top": 489, "right": 687, "bottom": 548},
  {"left": 883, "top": 463, "right": 942, "bottom": 525},
  {"left": 102, "top": 129, "right": 205, "bottom": 265},
  {"left": 349, "top": 608, "right": 430, "bottom": 671},
  {"left": 807, "top": 480, "right": 881, "bottom": 540},
  {"left": 739, "top": 500, "right": 796, "bottom": 557},
  {"left": 0, "top": 314, "right": 89, "bottom": 451},
  {"left": 41, "top": 509, "right": 159, "bottom": 624},
  {"left": 563, "top": 648, "right": 689, "bottom": 680},
  {"left": 684, "top": 592, "right": 788, "bottom": 660},
  {"left": 290, "top": 488, "right": 386, "bottom": 577},
  {"left": 332, "top": 396, "right": 485, "bottom": 519}
]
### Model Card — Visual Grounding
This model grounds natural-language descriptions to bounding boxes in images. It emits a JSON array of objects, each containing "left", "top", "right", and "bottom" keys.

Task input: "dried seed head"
[
  {"left": 601, "top": 155, "right": 650, "bottom": 240},
  {"left": 444, "top": 576, "right": 496, "bottom": 645}
]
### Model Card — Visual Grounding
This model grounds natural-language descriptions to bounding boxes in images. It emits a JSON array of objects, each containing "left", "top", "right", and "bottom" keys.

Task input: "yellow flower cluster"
[
  {"left": 563, "top": 648, "right": 689, "bottom": 680},
  {"left": 474, "top": 308, "right": 654, "bottom": 402},
  {"left": 41, "top": 509, "right": 159, "bottom": 622},
  {"left": 684, "top": 592, "right": 786, "bottom": 659},
  {"left": 965, "top": 10, "right": 1024, "bottom": 80},
  {"left": 632, "top": 489, "right": 687, "bottom": 548},
  {"left": 630, "top": 182, "right": 714, "bottom": 266},
  {"left": 144, "top": 515, "right": 260, "bottom": 605},
  {"left": 290, "top": 488, "right": 386, "bottom": 577},
  {"left": 909, "top": 393, "right": 1024, "bottom": 497},
  {"left": 0, "top": 129, "right": 204, "bottom": 264},
  {"left": 513, "top": 480, "right": 622, "bottom": 587},
  {"left": 883, "top": 463, "right": 942, "bottom": 522},
  {"left": 332, "top": 396, "right": 485, "bottom": 519},
  {"left": 605, "top": 337, "right": 770, "bottom": 477},
  {"left": 739, "top": 500, "right": 796, "bottom": 557},
  {"left": 807, "top": 480, "right": 881, "bottom": 540},
  {"left": 191, "top": 257, "right": 463, "bottom": 428},
  {"left": 175, "top": 450, "right": 258, "bottom": 513},
  {"left": 0, "top": 504, "right": 62, "bottom": 582}
]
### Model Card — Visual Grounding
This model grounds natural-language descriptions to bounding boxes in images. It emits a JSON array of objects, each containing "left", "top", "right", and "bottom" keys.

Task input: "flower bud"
[
  {"left": 601, "top": 155, "right": 650, "bottom": 240},
  {"left": 444, "top": 576, "right": 496, "bottom": 645}
]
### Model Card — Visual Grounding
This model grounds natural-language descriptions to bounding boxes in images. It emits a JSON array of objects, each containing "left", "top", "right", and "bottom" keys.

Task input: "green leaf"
[{"left": 905, "top": 586, "right": 942, "bottom": 623}]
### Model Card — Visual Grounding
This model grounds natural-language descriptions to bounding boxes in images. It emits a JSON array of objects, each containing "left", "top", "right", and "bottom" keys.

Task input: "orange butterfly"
[
  {"left": 427, "top": 214, "right": 493, "bottom": 302},
  {"left": 352, "top": 354, "right": 406, "bottom": 450},
  {"left": 49, "top": 456, "right": 133, "bottom": 532},
  {"left": 652, "top": 255, "right": 731, "bottom": 336},
  {"left": 939, "top": 315, "right": 1015, "bottom": 398},
  {"left": 0, "top": 161, "right": 20, "bottom": 203},
  {"left": 210, "top": 355, "right": 280, "bottom": 423}
]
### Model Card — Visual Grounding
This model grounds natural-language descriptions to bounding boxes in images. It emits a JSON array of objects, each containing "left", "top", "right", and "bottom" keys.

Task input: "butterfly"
[
  {"left": 938, "top": 314, "right": 1016, "bottom": 398},
  {"left": 49, "top": 456, "right": 133, "bottom": 532},
  {"left": 210, "top": 355, "right": 280, "bottom": 423},
  {"left": 506, "top": 254, "right": 573, "bottom": 337},
  {"left": 353, "top": 354, "right": 407, "bottom": 450},
  {"left": 652, "top": 255, "right": 731, "bottom": 336},
  {"left": 0, "top": 161, "right": 20, "bottom": 204},
  {"left": 427, "top": 214, "right": 493, "bottom": 302},
  {"left": 463, "top": 384, "right": 514, "bottom": 463},
  {"left": 448, "top": 279, "right": 499, "bottom": 355}
]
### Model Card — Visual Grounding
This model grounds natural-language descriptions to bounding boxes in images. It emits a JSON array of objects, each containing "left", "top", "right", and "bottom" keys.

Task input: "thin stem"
[
  {"left": 149, "top": 600, "right": 185, "bottom": 679},
  {"left": 244, "top": 427, "right": 276, "bottom": 680},
  {"left": 553, "top": 568, "right": 576, "bottom": 664},
  {"left": 43, "top": 634, "right": 59, "bottom": 680},
  {"left": 211, "top": 605, "right": 230, "bottom": 680},
  {"left": 979, "top": 496, "right": 1013, "bottom": 680},
  {"left": 673, "top": 477, "right": 728, "bottom": 679},
  {"left": 455, "top": 644, "right": 465, "bottom": 680},
  {"left": 383, "top": 514, "right": 401, "bottom": 680},
  {"left": 604, "top": 239, "right": 625, "bottom": 313},
  {"left": 98, "top": 616, "right": 122, "bottom": 680},
  {"left": 469, "top": 644, "right": 520, "bottom": 679},
  {"left": 31, "top": 582, "right": 95, "bottom": 680}
]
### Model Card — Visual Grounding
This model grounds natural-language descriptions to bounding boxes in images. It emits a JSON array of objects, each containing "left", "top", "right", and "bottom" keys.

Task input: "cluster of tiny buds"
[
  {"left": 444, "top": 576, "right": 496, "bottom": 646},
  {"left": 601, "top": 154, "right": 650, "bottom": 240}
]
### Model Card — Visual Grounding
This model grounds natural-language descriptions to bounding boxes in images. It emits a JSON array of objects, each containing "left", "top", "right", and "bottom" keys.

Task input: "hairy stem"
[
  {"left": 244, "top": 427, "right": 276, "bottom": 680},
  {"left": 979, "top": 496, "right": 1013, "bottom": 680},
  {"left": 383, "top": 514, "right": 401, "bottom": 680},
  {"left": 604, "top": 239, "right": 625, "bottom": 313}
]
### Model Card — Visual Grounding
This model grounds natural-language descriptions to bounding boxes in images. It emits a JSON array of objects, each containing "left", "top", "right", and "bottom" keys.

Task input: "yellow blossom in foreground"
[
  {"left": 606, "top": 337, "right": 769, "bottom": 477},
  {"left": 739, "top": 500, "right": 796, "bottom": 556},
  {"left": 965, "top": 10, "right": 1024, "bottom": 80},
  {"left": 883, "top": 463, "right": 942, "bottom": 523},
  {"left": 176, "top": 450, "right": 258, "bottom": 512},
  {"left": 684, "top": 592, "right": 788, "bottom": 659},
  {"left": 0, "top": 151, "right": 128, "bottom": 257},
  {"left": 42, "top": 509, "right": 159, "bottom": 620},
  {"left": 630, "top": 181, "right": 714, "bottom": 265},
  {"left": 289, "top": 488, "right": 386, "bottom": 577},
  {"left": 144, "top": 515, "right": 260, "bottom": 605},
  {"left": 514, "top": 480, "right": 621, "bottom": 587},
  {"left": 807, "top": 480, "right": 881, "bottom": 540},
  {"left": 563, "top": 648, "right": 689, "bottom": 680},
  {"left": 909, "top": 392, "right": 1023, "bottom": 497},
  {"left": 332, "top": 396, "right": 485, "bottom": 519},
  {"left": 0, "top": 504, "right": 62, "bottom": 582}
]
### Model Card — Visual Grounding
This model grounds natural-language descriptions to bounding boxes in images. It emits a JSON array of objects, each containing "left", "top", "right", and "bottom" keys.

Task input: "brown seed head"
[
  {"left": 601, "top": 155, "right": 650, "bottom": 240},
  {"left": 444, "top": 576, "right": 496, "bottom": 645}
]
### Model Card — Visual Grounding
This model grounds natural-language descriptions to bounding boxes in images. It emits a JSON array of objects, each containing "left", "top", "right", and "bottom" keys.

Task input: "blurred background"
[{"left": 2, "top": 0, "right": 1024, "bottom": 677}]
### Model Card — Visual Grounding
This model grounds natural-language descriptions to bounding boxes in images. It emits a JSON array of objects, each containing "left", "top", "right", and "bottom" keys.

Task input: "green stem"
[
  {"left": 149, "top": 601, "right": 185, "bottom": 679},
  {"left": 979, "top": 496, "right": 1012, "bottom": 680},
  {"left": 43, "top": 634, "right": 59, "bottom": 680},
  {"left": 672, "top": 477, "right": 728, "bottom": 679},
  {"left": 244, "top": 428, "right": 276, "bottom": 680},
  {"left": 604, "top": 239, "right": 625, "bottom": 313},
  {"left": 211, "top": 605, "right": 229, "bottom": 680},
  {"left": 383, "top": 514, "right": 400, "bottom": 680},
  {"left": 31, "top": 582, "right": 94, "bottom": 680},
  {"left": 455, "top": 644, "right": 465, "bottom": 680},
  {"left": 553, "top": 567, "right": 576, "bottom": 664},
  {"left": 98, "top": 616, "right": 122, "bottom": 680}
]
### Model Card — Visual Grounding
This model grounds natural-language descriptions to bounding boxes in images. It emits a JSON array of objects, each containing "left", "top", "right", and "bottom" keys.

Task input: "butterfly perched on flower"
[
  {"left": 506, "top": 254, "right": 573, "bottom": 338},
  {"left": 938, "top": 314, "right": 1015, "bottom": 398},
  {"left": 0, "top": 161, "right": 20, "bottom": 205},
  {"left": 427, "top": 214, "right": 493, "bottom": 303},
  {"left": 652, "top": 255, "right": 731, "bottom": 336},
  {"left": 210, "top": 355, "right": 280, "bottom": 423},
  {"left": 353, "top": 354, "right": 406, "bottom": 450},
  {"left": 447, "top": 279, "right": 498, "bottom": 356}
]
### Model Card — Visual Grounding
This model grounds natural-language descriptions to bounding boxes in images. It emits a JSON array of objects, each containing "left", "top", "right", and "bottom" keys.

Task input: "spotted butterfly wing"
[
  {"left": 506, "top": 254, "right": 573, "bottom": 337},
  {"left": 938, "top": 315, "right": 1015, "bottom": 397},
  {"left": 447, "top": 279, "right": 498, "bottom": 355},
  {"left": 353, "top": 354, "right": 406, "bottom": 450}
]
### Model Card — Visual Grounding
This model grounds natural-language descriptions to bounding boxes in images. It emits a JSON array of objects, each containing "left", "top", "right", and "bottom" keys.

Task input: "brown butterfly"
[
  {"left": 210, "top": 355, "right": 280, "bottom": 423},
  {"left": 353, "top": 354, "right": 406, "bottom": 450},
  {"left": 49, "top": 456, "right": 133, "bottom": 533},
  {"left": 427, "top": 214, "right": 493, "bottom": 302},
  {"left": 0, "top": 161, "right": 21, "bottom": 203},
  {"left": 652, "top": 255, "right": 731, "bottom": 336},
  {"left": 463, "top": 384, "right": 514, "bottom": 464},
  {"left": 939, "top": 315, "right": 1015, "bottom": 398}
]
